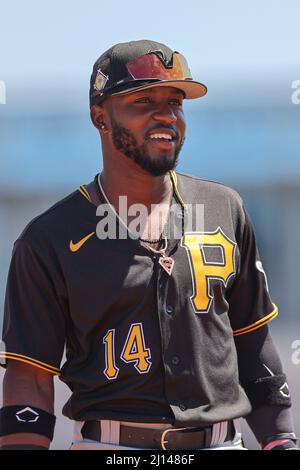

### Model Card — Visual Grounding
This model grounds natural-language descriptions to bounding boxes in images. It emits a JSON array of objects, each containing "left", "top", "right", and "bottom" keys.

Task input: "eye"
[
  {"left": 135, "top": 97, "right": 153, "bottom": 104},
  {"left": 169, "top": 99, "right": 183, "bottom": 107}
]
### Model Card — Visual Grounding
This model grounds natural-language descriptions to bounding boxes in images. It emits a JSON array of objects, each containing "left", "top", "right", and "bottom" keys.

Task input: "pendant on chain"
[{"left": 159, "top": 255, "right": 174, "bottom": 276}]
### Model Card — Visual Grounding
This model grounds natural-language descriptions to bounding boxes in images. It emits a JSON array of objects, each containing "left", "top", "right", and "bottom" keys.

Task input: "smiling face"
[{"left": 93, "top": 86, "right": 186, "bottom": 176}]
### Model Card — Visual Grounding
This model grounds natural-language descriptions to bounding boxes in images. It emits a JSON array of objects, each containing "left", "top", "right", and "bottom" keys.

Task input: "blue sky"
[
  {"left": 1, "top": 0, "right": 299, "bottom": 113},
  {"left": 1, "top": 0, "right": 299, "bottom": 79},
  {"left": 0, "top": 0, "right": 299, "bottom": 190}
]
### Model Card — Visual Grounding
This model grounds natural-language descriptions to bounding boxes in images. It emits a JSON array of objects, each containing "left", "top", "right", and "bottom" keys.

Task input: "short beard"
[{"left": 110, "top": 116, "right": 184, "bottom": 177}]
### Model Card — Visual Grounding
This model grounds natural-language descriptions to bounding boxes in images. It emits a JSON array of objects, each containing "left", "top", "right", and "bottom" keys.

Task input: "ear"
[{"left": 90, "top": 105, "right": 107, "bottom": 131}]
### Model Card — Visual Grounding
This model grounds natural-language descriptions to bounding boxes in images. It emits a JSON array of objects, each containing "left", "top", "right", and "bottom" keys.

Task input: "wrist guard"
[
  {"left": 244, "top": 374, "right": 291, "bottom": 408},
  {"left": 0, "top": 406, "right": 56, "bottom": 440}
]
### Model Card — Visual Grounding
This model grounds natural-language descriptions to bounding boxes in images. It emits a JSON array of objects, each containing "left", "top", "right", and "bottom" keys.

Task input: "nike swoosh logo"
[{"left": 69, "top": 232, "right": 95, "bottom": 252}]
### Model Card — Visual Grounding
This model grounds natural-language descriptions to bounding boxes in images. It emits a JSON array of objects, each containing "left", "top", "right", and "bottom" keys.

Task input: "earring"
[{"left": 99, "top": 122, "right": 106, "bottom": 130}]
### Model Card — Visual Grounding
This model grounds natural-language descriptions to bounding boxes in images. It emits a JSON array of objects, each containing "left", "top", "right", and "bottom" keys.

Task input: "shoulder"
[
  {"left": 15, "top": 179, "right": 96, "bottom": 250},
  {"left": 18, "top": 191, "right": 82, "bottom": 241},
  {"left": 174, "top": 171, "right": 244, "bottom": 207},
  {"left": 173, "top": 171, "right": 247, "bottom": 235}
]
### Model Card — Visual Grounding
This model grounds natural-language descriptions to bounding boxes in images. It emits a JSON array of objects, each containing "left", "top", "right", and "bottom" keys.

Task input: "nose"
[{"left": 152, "top": 103, "right": 177, "bottom": 124}]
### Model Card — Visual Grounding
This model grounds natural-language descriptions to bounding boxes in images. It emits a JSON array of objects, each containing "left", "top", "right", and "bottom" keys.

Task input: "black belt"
[{"left": 81, "top": 420, "right": 236, "bottom": 450}]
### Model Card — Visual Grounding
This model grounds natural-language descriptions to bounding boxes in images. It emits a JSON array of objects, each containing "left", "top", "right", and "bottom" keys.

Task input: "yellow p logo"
[{"left": 182, "top": 228, "right": 236, "bottom": 313}]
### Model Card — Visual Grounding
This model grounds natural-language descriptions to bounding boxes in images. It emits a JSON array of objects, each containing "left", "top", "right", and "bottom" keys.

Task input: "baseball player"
[{"left": 0, "top": 40, "right": 298, "bottom": 451}]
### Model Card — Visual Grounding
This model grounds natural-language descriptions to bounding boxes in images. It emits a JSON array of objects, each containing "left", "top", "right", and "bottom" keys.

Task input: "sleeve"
[
  {"left": 227, "top": 206, "right": 278, "bottom": 336},
  {"left": 235, "top": 325, "right": 296, "bottom": 442},
  {"left": 0, "top": 238, "right": 67, "bottom": 375}
]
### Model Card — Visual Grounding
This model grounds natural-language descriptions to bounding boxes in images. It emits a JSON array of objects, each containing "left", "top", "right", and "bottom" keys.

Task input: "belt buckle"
[{"left": 160, "top": 427, "right": 188, "bottom": 450}]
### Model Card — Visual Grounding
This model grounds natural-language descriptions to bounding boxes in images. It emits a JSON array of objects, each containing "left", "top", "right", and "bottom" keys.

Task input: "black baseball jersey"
[{"left": 0, "top": 171, "right": 278, "bottom": 427}]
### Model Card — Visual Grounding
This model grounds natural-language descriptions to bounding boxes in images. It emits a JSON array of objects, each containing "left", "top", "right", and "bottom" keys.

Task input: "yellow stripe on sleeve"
[
  {"left": 0, "top": 352, "right": 61, "bottom": 375},
  {"left": 233, "top": 304, "right": 279, "bottom": 337}
]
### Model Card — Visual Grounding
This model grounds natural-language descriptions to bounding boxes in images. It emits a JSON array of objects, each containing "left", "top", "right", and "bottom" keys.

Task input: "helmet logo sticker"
[{"left": 94, "top": 69, "right": 109, "bottom": 92}]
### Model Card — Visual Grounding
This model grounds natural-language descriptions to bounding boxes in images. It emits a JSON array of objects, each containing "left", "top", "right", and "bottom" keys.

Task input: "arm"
[
  {"left": 0, "top": 361, "right": 54, "bottom": 449},
  {"left": 235, "top": 325, "right": 298, "bottom": 449},
  {"left": 226, "top": 204, "right": 297, "bottom": 448},
  {"left": 0, "top": 237, "right": 66, "bottom": 449}
]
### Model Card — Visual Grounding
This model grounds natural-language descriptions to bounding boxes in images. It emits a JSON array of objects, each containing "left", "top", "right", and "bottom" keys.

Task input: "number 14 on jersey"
[{"left": 103, "top": 323, "right": 152, "bottom": 380}]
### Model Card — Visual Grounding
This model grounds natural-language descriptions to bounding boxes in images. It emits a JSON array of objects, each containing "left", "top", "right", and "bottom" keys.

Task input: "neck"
[{"left": 100, "top": 164, "right": 174, "bottom": 210}]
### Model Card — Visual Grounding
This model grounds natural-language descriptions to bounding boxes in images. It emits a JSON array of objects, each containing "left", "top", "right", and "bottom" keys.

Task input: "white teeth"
[{"left": 149, "top": 133, "right": 173, "bottom": 140}]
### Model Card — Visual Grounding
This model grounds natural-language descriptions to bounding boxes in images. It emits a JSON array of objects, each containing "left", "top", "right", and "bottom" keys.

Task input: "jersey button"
[
  {"left": 179, "top": 404, "right": 186, "bottom": 411},
  {"left": 166, "top": 305, "right": 174, "bottom": 315},
  {"left": 171, "top": 356, "right": 180, "bottom": 366}
]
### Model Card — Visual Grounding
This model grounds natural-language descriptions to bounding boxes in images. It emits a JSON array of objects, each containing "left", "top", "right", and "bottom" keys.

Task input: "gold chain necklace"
[{"left": 97, "top": 173, "right": 175, "bottom": 276}]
